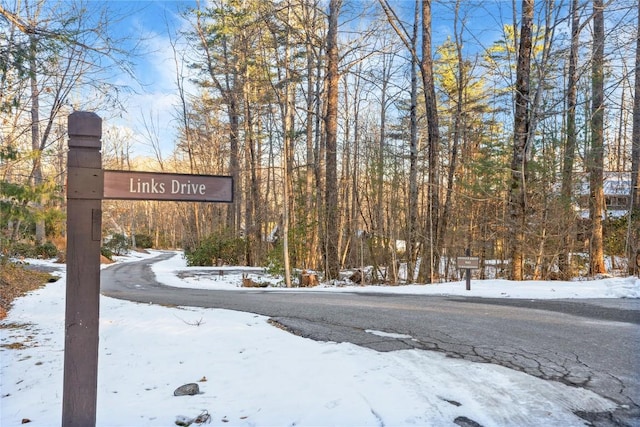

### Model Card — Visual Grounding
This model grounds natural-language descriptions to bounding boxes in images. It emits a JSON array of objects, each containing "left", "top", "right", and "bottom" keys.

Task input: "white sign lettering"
[
  {"left": 129, "top": 178, "right": 165, "bottom": 194},
  {"left": 171, "top": 180, "right": 206, "bottom": 195},
  {"left": 104, "top": 171, "right": 233, "bottom": 202}
]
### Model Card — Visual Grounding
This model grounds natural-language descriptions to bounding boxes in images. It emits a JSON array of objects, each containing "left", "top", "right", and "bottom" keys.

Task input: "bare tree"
[
  {"left": 323, "top": 0, "right": 341, "bottom": 280},
  {"left": 629, "top": 0, "right": 640, "bottom": 275},
  {"left": 418, "top": 0, "right": 441, "bottom": 283},
  {"left": 277, "top": 1, "right": 295, "bottom": 287},
  {"left": 589, "top": 0, "right": 606, "bottom": 275},
  {"left": 407, "top": 0, "right": 420, "bottom": 283},
  {"left": 438, "top": 0, "right": 466, "bottom": 277},
  {"left": 559, "top": 0, "right": 583, "bottom": 279},
  {"left": 508, "top": 0, "right": 534, "bottom": 281},
  {"left": 1, "top": 0, "right": 137, "bottom": 244},
  {"left": 376, "top": 0, "right": 420, "bottom": 282},
  {"left": 631, "top": 0, "right": 640, "bottom": 209},
  {"left": 299, "top": 0, "right": 324, "bottom": 270}
]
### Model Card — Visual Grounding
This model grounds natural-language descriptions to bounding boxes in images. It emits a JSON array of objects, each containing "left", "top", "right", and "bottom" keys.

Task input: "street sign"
[
  {"left": 457, "top": 254, "right": 479, "bottom": 291},
  {"left": 103, "top": 170, "right": 233, "bottom": 202},
  {"left": 456, "top": 256, "right": 479, "bottom": 269},
  {"left": 64, "top": 112, "right": 236, "bottom": 427}
]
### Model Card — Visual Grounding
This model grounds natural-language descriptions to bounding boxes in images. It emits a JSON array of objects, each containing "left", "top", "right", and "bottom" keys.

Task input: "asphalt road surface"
[{"left": 101, "top": 252, "right": 640, "bottom": 426}]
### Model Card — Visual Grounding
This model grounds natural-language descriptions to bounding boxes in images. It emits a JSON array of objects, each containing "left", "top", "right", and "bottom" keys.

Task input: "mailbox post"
[{"left": 62, "top": 111, "right": 103, "bottom": 427}]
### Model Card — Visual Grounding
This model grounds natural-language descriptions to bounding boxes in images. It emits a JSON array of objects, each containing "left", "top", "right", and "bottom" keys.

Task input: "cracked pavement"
[{"left": 270, "top": 298, "right": 639, "bottom": 426}]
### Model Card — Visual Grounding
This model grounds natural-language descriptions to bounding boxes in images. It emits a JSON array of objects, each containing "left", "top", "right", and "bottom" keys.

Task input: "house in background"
[
  {"left": 576, "top": 171, "right": 632, "bottom": 219},
  {"left": 574, "top": 171, "right": 632, "bottom": 256}
]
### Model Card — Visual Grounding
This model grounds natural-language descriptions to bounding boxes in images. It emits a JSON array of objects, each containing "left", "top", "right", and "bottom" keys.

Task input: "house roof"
[{"left": 575, "top": 171, "right": 631, "bottom": 196}]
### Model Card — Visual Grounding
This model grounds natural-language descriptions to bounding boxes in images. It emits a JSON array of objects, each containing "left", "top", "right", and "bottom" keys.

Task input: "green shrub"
[
  {"left": 604, "top": 211, "right": 638, "bottom": 257},
  {"left": 101, "top": 246, "right": 113, "bottom": 260},
  {"left": 44, "top": 208, "right": 65, "bottom": 238},
  {"left": 6, "top": 241, "right": 56, "bottom": 259},
  {"left": 184, "top": 233, "right": 245, "bottom": 266},
  {"left": 134, "top": 234, "right": 153, "bottom": 249},
  {"left": 10, "top": 242, "right": 36, "bottom": 258},
  {"left": 103, "top": 233, "right": 130, "bottom": 256},
  {"left": 36, "top": 241, "right": 58, "bottom": 258},
  {"left": 264, "top": 242, "right": 284, "bottom": 277}
]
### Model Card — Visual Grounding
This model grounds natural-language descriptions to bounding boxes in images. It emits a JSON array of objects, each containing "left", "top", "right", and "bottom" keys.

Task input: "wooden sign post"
[
  {"left": 456, "top": 249, "right": 479, "bottom": 291},
  {"left": 63, "top": 111, "right": 103, "bottom": 427},
  {"left": 62, "top": 112, "right": 233, "bottom": 426}
]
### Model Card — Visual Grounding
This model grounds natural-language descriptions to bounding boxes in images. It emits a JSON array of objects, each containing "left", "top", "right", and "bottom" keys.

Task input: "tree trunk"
[
  {"left": 227, "top": 97, "right": 241, "bottom": 233},
  {"left": 407, "top": 0, "right": 419, "bottom": 282},
  {"left": 589, "top": 0, "right": 606, "bottom": 275},
  {"left": 634, "top": 0, "right": 640, "bottom": 210},
  {"left": 323, "top": 0, "right": 342, "bottom": 280},
  {"left": 418, "top": 0, "right": 440, "bottom": 283},
  {"left": 29, "top": 33, "right": 45, "bottom": 245},
  {"left": 243, "top": 87, "right": 258, "bottom": 266},
  {"left": 559, "top": 0, "right": 581, "bottom": 279},
  {"left": 305, "top": 8, "right": 318, "bottom": 270},
  {"left": 508, "top": 0, "right": 534, "bottom": 281},
  {"left": 314, "top": 50, "right": 326, "bottom": 272},
  {"left": 376, "top": 56, "right": 389, "bottom": 245},
  {"left": 282, "top": 5, "right": 294, "bottom": 287},
  {"left": 439, "top": 0, "right": 464, "bottom": 275},
  {"left": 629, "top": 1, "right": 640, "bottom": 275}
]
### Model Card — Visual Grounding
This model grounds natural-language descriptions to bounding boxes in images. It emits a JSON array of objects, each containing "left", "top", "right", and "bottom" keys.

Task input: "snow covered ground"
[{"left": 1, "top": 251, "right": 638, "bottom": 426}]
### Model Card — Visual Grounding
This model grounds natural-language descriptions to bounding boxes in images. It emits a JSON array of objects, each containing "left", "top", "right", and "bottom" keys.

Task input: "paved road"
[{"left": 101, "top": 252, "right": 640, "bottom": 426}]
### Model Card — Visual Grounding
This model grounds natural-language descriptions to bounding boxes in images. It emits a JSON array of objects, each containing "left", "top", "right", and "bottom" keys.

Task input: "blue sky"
[
  {"left": 92, "top": 0, "right": 522, "bottom": 159},
  {"left": 81, "top": 0, "right": 196, "bottom": 160},
  {"left": 85, "top": 0, "right": 620, "bottom": 161}
]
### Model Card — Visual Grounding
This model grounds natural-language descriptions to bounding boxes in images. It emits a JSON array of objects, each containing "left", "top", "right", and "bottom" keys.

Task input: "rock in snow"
[{"left": 173, "top": 383, "right": 200, "bottom": 396}]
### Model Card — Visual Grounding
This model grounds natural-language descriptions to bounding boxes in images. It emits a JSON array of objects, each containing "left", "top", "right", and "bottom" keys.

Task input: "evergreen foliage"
[
  {"left": 103, "top": 233, "right": 131, "bottom": 257},
  {"left": 7, "top": 241, "right": 58, "bottom": 258},
  {"left": 134, "top": 234, "right": 154, "bottom": 249},
  {"left": 184, "top": 233, "right": 246, "bottom": 267}
]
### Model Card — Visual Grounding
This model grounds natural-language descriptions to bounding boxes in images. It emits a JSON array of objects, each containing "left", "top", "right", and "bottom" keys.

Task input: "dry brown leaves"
[{"left": 0, "top": 262, "right": 54, "bottom": 321}]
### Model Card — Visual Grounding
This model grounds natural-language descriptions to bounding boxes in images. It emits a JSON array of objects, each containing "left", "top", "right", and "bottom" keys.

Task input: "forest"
[{"left": 1, "top": 0, "right": 639, "bottom": 285}]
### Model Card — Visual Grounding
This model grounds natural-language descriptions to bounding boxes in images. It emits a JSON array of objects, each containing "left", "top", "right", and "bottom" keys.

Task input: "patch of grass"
[{"left": 0, "top": 262, "right": 55, "bottom": 320}]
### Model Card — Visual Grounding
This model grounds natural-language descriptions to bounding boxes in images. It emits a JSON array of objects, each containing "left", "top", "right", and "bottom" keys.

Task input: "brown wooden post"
[
  {"left": 465, "top": 248, "right": 471, "bottom": 291},
  {"left": 63, "top": 111, "right": 103, "bottom": 427}
]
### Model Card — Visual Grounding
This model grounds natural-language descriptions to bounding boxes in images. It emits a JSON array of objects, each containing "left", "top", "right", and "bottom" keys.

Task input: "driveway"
[{"left": 101, "top": 252, "right": 640, "bottom": 426}]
